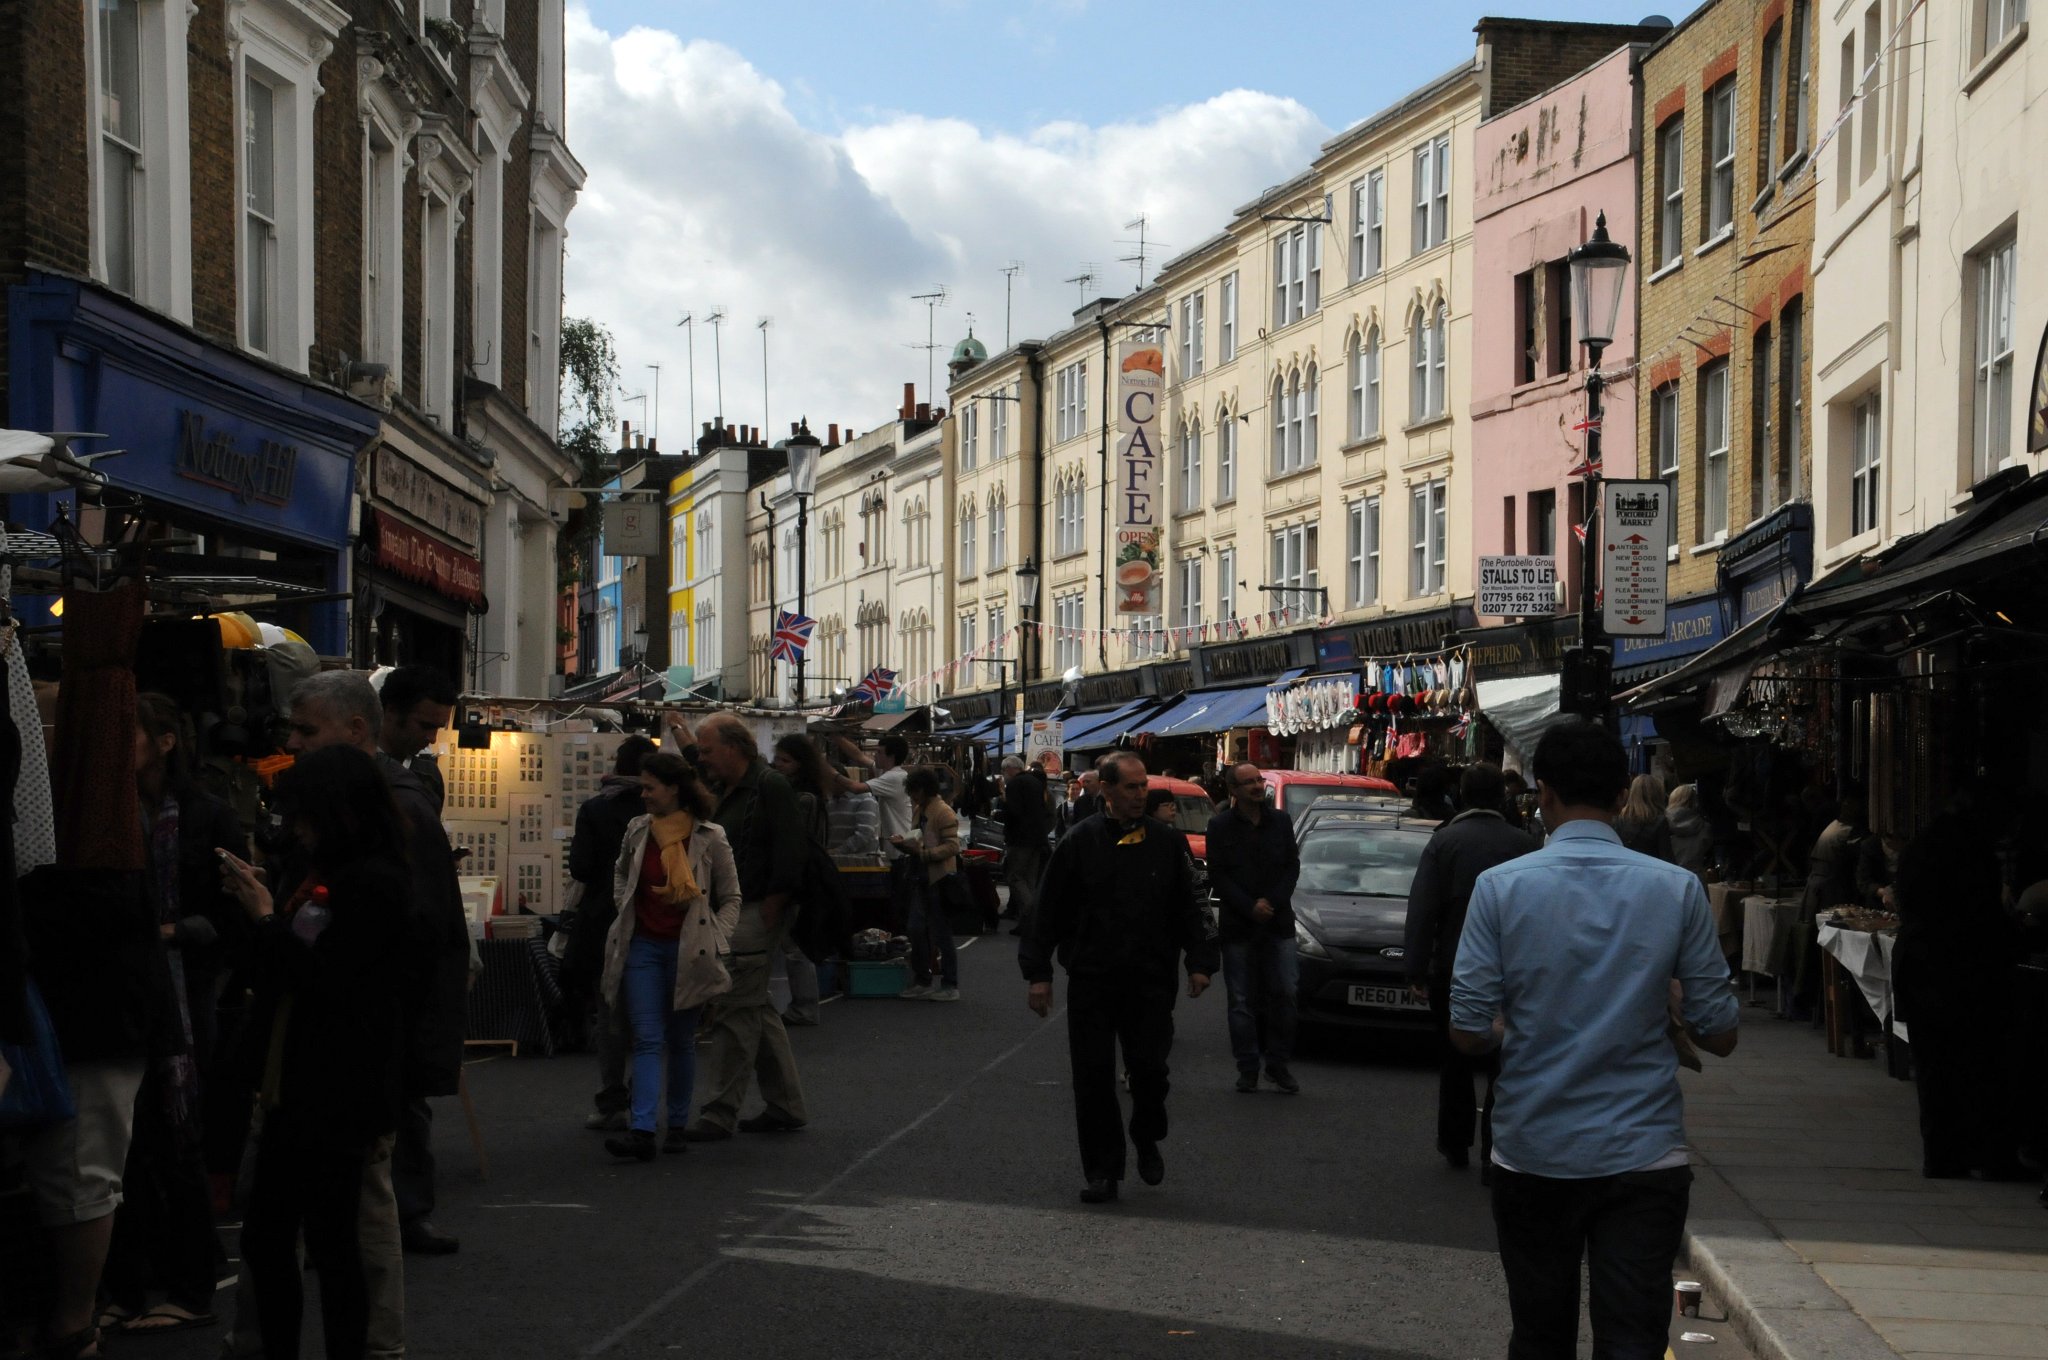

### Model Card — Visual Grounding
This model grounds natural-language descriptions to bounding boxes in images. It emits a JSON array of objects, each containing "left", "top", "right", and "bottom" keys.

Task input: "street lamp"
[
  {"left": 785, "top": 418, "right": 822, "bottom": 706},
  {"left": 1562, "top": 210, "right": 1631, "bottom": 723},
  {"left": 1015, "top": 556, "right": 1041, "bottom": 682}
]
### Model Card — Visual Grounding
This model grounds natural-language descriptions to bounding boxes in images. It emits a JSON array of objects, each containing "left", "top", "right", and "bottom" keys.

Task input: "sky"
[{"left": 561, "top": 0, "right": 1700, "bottom": 449}]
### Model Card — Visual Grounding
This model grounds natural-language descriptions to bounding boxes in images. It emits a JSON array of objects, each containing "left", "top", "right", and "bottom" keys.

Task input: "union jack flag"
[
  {"left": 1567, "top": 455, "right": 1602, "bottom": 478},
  {"left": 850, "top": 666, "right": 898, "bottom": 704},
  {"left": 769, "top": 610, "right": 815, "bottom": 663}
]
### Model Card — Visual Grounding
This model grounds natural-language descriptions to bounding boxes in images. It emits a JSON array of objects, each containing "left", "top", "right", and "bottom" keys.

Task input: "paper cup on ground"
[{"left": 1674, "top": 1281, "right": 1703, "bottom": 1317}]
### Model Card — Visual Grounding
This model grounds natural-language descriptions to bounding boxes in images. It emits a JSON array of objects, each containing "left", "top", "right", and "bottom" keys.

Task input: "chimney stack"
[
  {"left": 827, "top": 423, "right": 839, "bottom": 447},
  {"left": 901, "top": 382, "right": 916, "bottom": 420},
  {"left": 916, "top": 402, "right": 930, "bottom": 422}
]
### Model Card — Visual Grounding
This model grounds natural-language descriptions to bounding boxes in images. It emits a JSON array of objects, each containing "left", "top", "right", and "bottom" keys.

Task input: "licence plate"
[{"left": 1348, "top": 984, "right": 1425, "bottom": 1011}]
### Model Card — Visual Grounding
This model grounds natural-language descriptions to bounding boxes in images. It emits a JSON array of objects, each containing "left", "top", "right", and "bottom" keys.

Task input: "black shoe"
[
  {"left": 1079, "top": 1178, "right": 1119, "bottom": 1204},
  {"left": 605, "top": 1130, "right": 657, "bottom": 1163},
  {"left": 737, "top": 1112, "right": 807, "bottom": 1133},
  {"left": 1235, "top": 1070, "right": 1258, "bottom": 1094},
  {"left": 1135, "top": 1141, "right": 1165, "bottom": 1186},
  {"left": 662, "top": 1128, "right": 691, "bottom": 1156},
  {"left": 401, "top": 1219, "right": 461, "bottom": 1254},
  {"left": 1441, "top": 1145, "right": 1470, "bottom": 1170},
  {"left": 1479, "top": 1162, "right": 1495, "bottom": 1188},
  {"left": 1265, "top": 1064, "right": 1300, "bottom": 1095},
  {"left": 680, "top": 1123, "right": 732, "bottom": 1143}
]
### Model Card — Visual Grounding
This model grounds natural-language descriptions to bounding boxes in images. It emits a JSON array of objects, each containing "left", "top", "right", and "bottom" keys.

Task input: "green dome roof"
[{"left": 951, "top": 331, "right": 988, "bottom": 365}]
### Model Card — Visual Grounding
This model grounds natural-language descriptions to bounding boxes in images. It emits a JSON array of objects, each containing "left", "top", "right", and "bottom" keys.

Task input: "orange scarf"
[{"left": 650, "top": 812, "right": 701, "bottom": 905}]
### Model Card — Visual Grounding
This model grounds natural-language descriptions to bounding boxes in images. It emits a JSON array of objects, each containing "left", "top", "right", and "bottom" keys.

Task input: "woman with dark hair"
[
  {"left": 768, "top": 733, "right": 832, "bottom": 1024},
  {"left": 597, "top": 753, "right": 742, "bottom": 1161},
  {"left": 891, "top": 767, "right": 961, "bottom": 1002},
  {"left": 217, "top": 745, "right": 412, "bottom": 1360},
  {"left": 98, "top": 694, "right": 247, "bottom": 1336}
]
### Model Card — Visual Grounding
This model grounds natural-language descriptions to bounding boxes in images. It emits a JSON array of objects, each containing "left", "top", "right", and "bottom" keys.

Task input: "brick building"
[
  {"left": 1633, "top": 0, "right": 1820, "bottom": 631},
  {"left": 0, "top": 1, "right": 578, "bottom": 689}
]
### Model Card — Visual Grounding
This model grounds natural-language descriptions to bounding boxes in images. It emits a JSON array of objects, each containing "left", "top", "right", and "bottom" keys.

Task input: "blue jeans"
[
  {"left": 1221, "top": 936, "right": 1299, "bottom": 1072},
  {"left": 624, "top": 933, "right": 700, "bottom": 1133},
  {"left": 905, "top": 875, "right": 958, "bottom": 987}
]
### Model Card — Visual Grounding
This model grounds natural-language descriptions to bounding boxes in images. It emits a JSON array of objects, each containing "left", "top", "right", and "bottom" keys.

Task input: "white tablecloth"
[
  {"left": 1741, "top": 896, "right": 1804, "bottom": 976},
  {"left": 1817, "top": 919, "right": 1903, "bottom": 1039}
]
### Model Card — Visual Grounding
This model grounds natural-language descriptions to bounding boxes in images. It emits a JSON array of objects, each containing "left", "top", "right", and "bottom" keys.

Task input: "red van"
[{"left": 1258, "top": 769, "right": 1399, "bottom": 822}]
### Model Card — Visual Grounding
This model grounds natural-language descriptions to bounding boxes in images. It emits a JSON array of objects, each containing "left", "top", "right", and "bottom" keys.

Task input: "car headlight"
[{"left": 1295, "top": 919, "right": 1330, "bottom": 959}]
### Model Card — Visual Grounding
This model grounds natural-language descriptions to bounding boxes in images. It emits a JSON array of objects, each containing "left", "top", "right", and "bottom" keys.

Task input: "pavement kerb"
[{"left": 1683, "top": 1162, "right": 1906, "bottom": 1360}]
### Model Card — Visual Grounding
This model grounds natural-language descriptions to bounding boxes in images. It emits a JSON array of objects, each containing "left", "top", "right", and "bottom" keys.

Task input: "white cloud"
[{"left": 561, "top": 7, "right": 1327, "bottom": 447}]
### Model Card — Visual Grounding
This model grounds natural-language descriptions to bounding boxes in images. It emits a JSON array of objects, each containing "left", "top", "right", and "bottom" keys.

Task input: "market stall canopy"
[
  {"left": 1136, "top": 670, "right": 1305, "bottom": 738},
  {"left": 858, "top": 707, "right": 926, "bottom": 733},
  {"left": 1474, "top": 674, "right": 1562, "bottom": 768},
  {"left": 1058, "top": 696, "right": 1169, "bottom": 750},
  {"left": 1620, "top": 598, "right": 1802, "bottom": 716}
]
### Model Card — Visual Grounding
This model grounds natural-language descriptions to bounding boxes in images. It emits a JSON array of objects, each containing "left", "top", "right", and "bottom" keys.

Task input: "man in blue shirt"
[{"left": 1451, "top": 721, "right": 1738, "bottom": 1360}]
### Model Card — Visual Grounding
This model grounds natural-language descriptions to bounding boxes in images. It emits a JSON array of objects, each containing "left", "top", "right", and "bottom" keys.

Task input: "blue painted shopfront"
[{"left": 6, "top": 271, "right": 373, "bottom": 654}]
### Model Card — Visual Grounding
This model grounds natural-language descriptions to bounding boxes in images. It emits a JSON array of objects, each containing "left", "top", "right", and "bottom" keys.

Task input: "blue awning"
[
  {"left": 1137, "top": 669, "right": 1306, "bottom": 737},
  {"left": 933, "top": 715, "right": 1000, "bottom": 743},
  {"left": 1057, "top": 697, "right": 1168, "bottom": 750}
]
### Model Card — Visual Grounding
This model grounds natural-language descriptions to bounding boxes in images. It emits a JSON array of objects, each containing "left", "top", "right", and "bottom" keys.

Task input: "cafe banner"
[{"left": 1114, "top": 340, "right": 1164, "bottom": 615}]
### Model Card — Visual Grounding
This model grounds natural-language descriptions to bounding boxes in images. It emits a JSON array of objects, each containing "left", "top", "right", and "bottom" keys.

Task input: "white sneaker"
[
  {"left": 897, "top": 982, "right": 934, "bottom": 999},
  {"left": 926, "top": 987, "right": 960, "bottom": 1002}
]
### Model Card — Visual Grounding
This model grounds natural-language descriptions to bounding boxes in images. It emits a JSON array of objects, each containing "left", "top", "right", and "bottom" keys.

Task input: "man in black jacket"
[
  {"left": 565, "top": 735, "right": 656, "bottom": 1130},
  {"left": 999, "top": 755, "right": 1050, "bottom": 926},
  {"left": 1403, "top": 761, "right": 1538, "bottom": 1175},
  {"left": 1205, "top": 762, "right": 1303, "bottom": 1094},
  {"left": 1023, "top": 752, "right": 1217, "bottom": 1204}
]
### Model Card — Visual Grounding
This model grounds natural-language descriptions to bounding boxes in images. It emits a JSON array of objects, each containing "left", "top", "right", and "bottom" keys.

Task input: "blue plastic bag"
[{"left": 0, "top": 980, "right": 76, "bottom": 1129}]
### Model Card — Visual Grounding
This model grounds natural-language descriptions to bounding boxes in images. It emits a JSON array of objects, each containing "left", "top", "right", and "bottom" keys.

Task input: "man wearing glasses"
[
  {"left": 1205, "top": 763, "right": 1304, "bottom": 1094},
  {"left": 1022, "top": 752, "right": 1217, "bottom": 1204}
]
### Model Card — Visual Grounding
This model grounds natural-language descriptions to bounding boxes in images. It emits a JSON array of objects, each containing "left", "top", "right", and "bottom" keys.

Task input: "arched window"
[
  {"left": 1177, "top": 418, "right": 1202, "bottom": 512},
  {"left": 1410, "top": 303, "right": 1447, "bottom": 422},
  {"left": 1215, "top": 404, "right": 1237, "bottom": 501},
  {"left": 1271, "top": 375, "right": 1287, "bottom": 474},
  {"left": 1304, "top": 363, "right": 1319, "bottom": 461}
]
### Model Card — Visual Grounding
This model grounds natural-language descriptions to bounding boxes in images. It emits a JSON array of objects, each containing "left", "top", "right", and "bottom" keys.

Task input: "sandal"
[
  {"left": 38, "top": 1327, "right": 99, "bottom": 1360},
  {"left": 120, "top": 1305, "right": 217, "bottom": 1335},
  {"left": 90, "top": 1308, "right": 132, "bottom": 1335}
]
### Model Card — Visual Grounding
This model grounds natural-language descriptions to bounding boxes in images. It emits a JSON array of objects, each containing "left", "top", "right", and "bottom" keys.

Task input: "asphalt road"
[{"left": 145, "top": 933, "right": 1752, "bottom": 1360}]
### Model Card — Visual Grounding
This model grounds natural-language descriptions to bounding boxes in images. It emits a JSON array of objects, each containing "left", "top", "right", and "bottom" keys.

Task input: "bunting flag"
[
  {"left": 850, "top": 666, "right": 899, "bottom": 704},
  {"left": 769, "top": 609, "right": 815, "bottom": 663},
  {"left": 1567, "top": 455, "right": 1602, "bottom": 477}
]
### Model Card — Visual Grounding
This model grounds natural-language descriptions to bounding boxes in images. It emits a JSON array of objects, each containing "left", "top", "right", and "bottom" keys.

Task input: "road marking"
[
  {"left": 480, "top": 1202, "right": 594, "bottom": 1210},
  {"left": 582, "top": 1006, "right": 1066, "bottom": 1357}
]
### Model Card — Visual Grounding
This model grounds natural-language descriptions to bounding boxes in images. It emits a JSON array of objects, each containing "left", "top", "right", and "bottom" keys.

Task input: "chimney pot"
[
  {"left": 916, "top": 402, "right": 930, "bottom": 422},
  {"left": 647, "top": 438, "right": 658, "bottom": 454},
  {"left": 902, "top": 382, "right": 916, "bottom": 420},
  {"left": 827, "top": 423, "right": 839, "bottom": 446}
]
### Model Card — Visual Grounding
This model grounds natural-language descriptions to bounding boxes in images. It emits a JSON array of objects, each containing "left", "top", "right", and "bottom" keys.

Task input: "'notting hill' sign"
[{"left": 176, "top": 410, "right": 297, "bottom": 506}]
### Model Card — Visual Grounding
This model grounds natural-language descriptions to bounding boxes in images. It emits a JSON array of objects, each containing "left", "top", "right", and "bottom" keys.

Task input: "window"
[
  {"left": 987, "top": 606, "right": 1007, "bottom": 661},
  {"left": 1410, "top": 304, "right": 1447, "bottom": 423},
  {"left": 1975, "top": 0, "right": 2028, "bottom": 60},
  {"left": 1408, "top": 480, "right": 1447, "bottom": 596},
  {"left": 1219, "top": 272, "right": 1239, "bottom": 361},
  {"left": 1851, "top": 393, "right": 1882, "bottom": 537},
  {"left": 959, "top": 504, "right": 978, "bottom": 578},
  {"left": 1700, "top": 360, "right": 1731, "bottom": 540},
  {"left": 1858, "top": 5, "right": 1881, "bottom": 185},
  {"left": 1125, "top": 615, "right": 1166, "bottom": 661},
  {"left": 1269, "top": 525, "right": 1319, "bottom": 612},
  {"left": 1053, "top": 595, "right": 1085, "bottom": 673},
  {"left": 1177, "top": 421, "right": 1202, "bottom": 512},
  {"left": 1528, "top": 489, "right": 1557, "bottom": 558},
  {"left": 1054, "top": 473, "right": 1085, "bottom": 557},
  {"left": 1352, "top": 169, "right": 1385, "bottom": 280},
  {"left": 97, "top": 0, "right": 145, "bottom": 297},
  {"left": 1787, "top": 2, "right": 1812, "bottom": 157},
  {"left": 421, "top": 184, "right": 459, "bottom": 421},
  {"left": 472, "top": 124, "right": 508, "bottom": 387},
  {"left": 1272, "top": 368, "right": 1315, "bottom": 476},
  {"left": 1973, "top": 238, "right": 2017, "bottom": 482},
  {"left": 1271, "top": 223, "right": 1322, "bottom": 328},
  {"left": 989, "top": 387, "right": 1010, "bottom": 460},
  {"left": 696, "top": 513, "right": 713, "bottom": 582},
  {"left": 1303, "top": 364, "right": 1319, "bottom": 463},
  {"left": 1758, "top": 25, "right": 1783, "bottom": 182},
  {"left": 1179, "top": 291, "right": 1205, "bottom": 378},
  {"left": 1176, "top": 557, "right": 1204, "bottom": 630},
  {"left": 697, "top": 598, "right": 717, "bottom": 673},
  {"left": 1348, "top": 329, "right": 1382, "bottom": 440},
  {"left": 1346, "top": 497, "right": 1380, "bottom": 608},
  {"left": 365, "top": 123, "right": 405, "bottom": 373},
  {"left": 1216, "top": 408, "right": 1238, "bottom": 501},
  {"left": 1055, "top": 360, "right": 1089, "bottom": 442},
  {"left": 1545, "top": 260, "right": 1572, "bottom": 377},
  {"left": 1657, "top": 118, "right": 1685, "bottom": 267},
  {"left": 671, "top": 612, "right": 689, "bottom": 669},
  {"left": 1217, "top": 546, "right": 1237, "bottom": 621},
  {"left": 1653, "top": 383, "right": 1681, "bottom": 487},
  {"left": 669, "top": 515, "right": 687, "bottom": 589},
  {"left": 1778, "top": 299, "right": 1805, "bottom": 504},
  {"left": 1412, "top": 133, "right": 1450, "bottom": 254},
  {"left": 242, "top": 74, "right": 278, "bottom": 356},
  {"left": 596, "top": 604, "right": 618, "bottom": 671},
  {"left": 1514, "top": 269, "right": 1538, "bottom": 386},
  {"left": 1271, "top": 377, "right": 1287, "bottom": 473},
  {"left": 987, "top": 496, "right": 1007, "bottom": 570},
  {"left": 1751, "top": 324, "right": 1774, "bottom": 517},
  {"left": 959, "top": 615, "right": 978, "bottom": 685},
  {"left": 960, "top": 400, "right": 979, "bottom": 470},
  {"left": 1835, "top": 35, "right": 1857, "bottom": 202},
  {"left": 1705, "top": 79, "right": 1736, "bottom": 240}
]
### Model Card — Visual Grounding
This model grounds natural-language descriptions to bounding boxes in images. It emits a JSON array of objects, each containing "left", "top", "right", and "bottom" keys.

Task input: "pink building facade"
[{"left": 1469, "top": 44, "right": 1646, "bottom": 621}]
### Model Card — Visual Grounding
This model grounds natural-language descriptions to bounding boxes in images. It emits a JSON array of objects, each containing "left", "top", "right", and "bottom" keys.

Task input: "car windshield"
[
  {"left": 1167, "top": 794, "right": 1212, "bottom": 835},
  {"left": 1282, "top": 783, "right": 1381, "bottom": 817},
  {"left": 1296, "top": 824, "right": 1426, "bottom": 897}
]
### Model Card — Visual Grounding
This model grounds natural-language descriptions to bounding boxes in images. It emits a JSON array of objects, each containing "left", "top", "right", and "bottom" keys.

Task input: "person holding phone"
[{"left": 218, "top": 746, "right": 412, "bottom": 1360}]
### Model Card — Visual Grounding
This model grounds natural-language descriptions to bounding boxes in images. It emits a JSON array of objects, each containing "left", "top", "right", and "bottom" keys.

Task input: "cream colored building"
[{"left": 1811, "top": 1, "right": 2041, "bottom": 569}]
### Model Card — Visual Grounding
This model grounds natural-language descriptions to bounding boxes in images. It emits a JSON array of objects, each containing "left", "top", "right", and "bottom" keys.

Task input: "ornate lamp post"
[
  {"left": 1562, "top": 211, "right": 1631, "bottom": 723},
  {"left": 785, "top": 419, "right": 822, "bottom": 706}
]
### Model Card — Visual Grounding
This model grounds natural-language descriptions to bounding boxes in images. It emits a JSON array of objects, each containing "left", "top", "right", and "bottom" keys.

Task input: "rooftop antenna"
[
  {"left": 645, "top": 363, "right": 661, "bottom": 444},
  {"left": 757, "top": 318, "right": 774, "bottom": 447},
  {"left": 1064, "top": 266, "right": 1099, "bottom": 309},
  {"left": 911, "top": 286, "right": 949, "bottom": 400},
  {"left": 1119, "top": 214, "right": 1155, "bottom": 289},
  {"left": 675, "top": 312, "right": 697, "bottom": 450},
  {"left": 999, "top": 261, "right": 1023, "bottom": 348},
  {"left": 706, "top": 307, "right": 727, "bottom": 434}
]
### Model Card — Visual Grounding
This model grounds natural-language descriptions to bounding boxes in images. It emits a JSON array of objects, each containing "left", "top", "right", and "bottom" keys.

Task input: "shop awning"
[
  {"left": 858, "top": 708, "right": 924, "bottom": 732},
  {"left": 933, "top": 715, "right": 1001, "bottom": 743},
  {"left": 1138, "top": 670, "right": 1306, "bottom": 737},
  {"left": 1620, "top": 598, "right": 1801, "bottom": 715},
  {"left": 1474, "top": 674, "right": 1562, "bottom": 766},
  {"left": 1058, "top": 696, "right": 1168, "bottom": 750},
  {"left": 1792, "top": 480, "right": 2048, "bottom": 625}
]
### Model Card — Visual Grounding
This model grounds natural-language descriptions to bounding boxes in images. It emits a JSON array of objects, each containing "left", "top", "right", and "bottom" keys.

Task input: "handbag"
[{"left": 0, "top": 979, "right": 76, "bottom": 1130}]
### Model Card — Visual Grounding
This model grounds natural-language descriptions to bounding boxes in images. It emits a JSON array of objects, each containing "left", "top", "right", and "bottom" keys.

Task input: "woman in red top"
[{"left": 597, "top": 754, "right": 743, "bottom": 1161}]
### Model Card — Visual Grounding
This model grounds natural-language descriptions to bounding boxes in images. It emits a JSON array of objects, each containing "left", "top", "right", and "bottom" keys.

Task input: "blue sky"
[{"left": 563, "top": 1, "right": 1700, "bottom": 445}]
